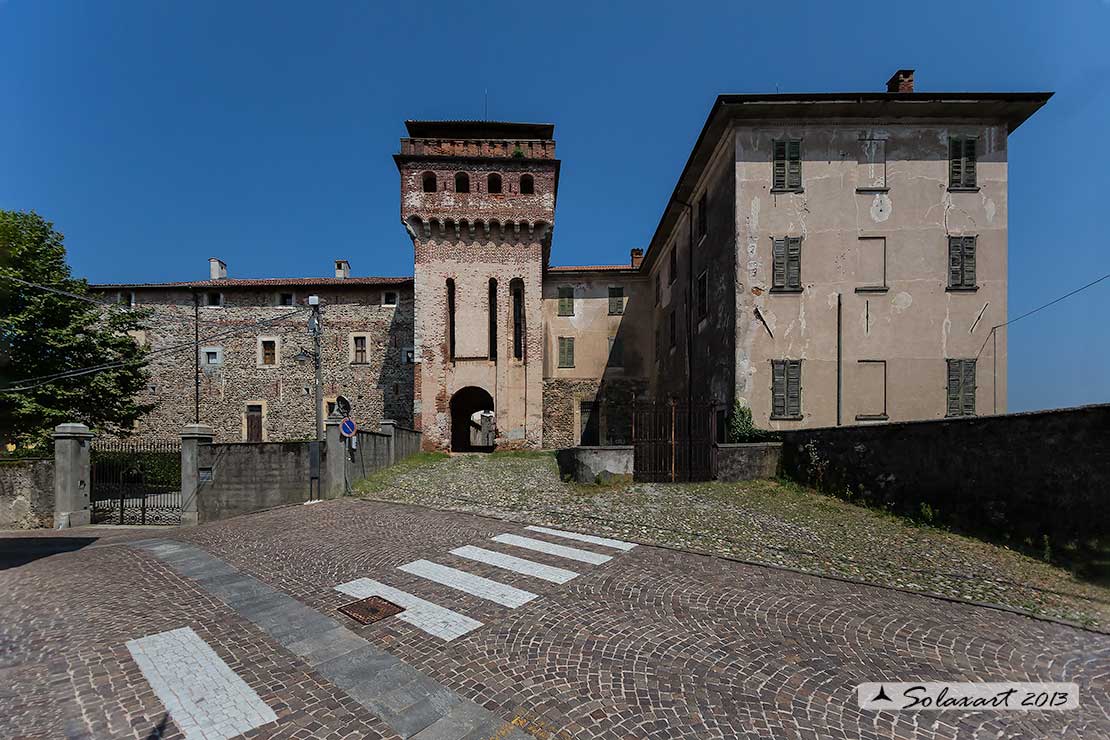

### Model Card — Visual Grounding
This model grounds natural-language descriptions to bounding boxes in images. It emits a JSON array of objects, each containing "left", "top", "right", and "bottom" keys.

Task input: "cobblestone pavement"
[
  {"left": 2, "top": 500, "right": 1109, "bottom": 739},
  {"left": 355, "top": 452, "right": 1110, "bottom": 630}
]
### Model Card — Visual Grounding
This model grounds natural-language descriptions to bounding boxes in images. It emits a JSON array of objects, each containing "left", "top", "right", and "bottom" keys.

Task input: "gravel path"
[{"left": 355, "top": 451, "right": 1110, "bottom": 631}]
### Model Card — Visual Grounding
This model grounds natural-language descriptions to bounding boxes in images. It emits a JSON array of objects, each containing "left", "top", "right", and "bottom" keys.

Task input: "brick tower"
[{"left": 396, "top": 121, "right": 557, "bottom": 451}]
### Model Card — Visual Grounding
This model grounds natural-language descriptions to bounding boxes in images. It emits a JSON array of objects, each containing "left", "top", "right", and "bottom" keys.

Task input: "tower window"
[
  {"left": 520, "top": 174, "right": 535, "bottom": 195},
  {"left": 488, "top": 278, "right": 498, "bottom": 360},
  {"left": 422, "top": 171, "right": 437, "bottom": 193},
  {"left": 511, "top": 278, "right": 525, "bottom": 360},
  {"left": 446, "top": 278, "right": 456, "bottom": 360},
  {"left": 455, "top": 172, "right": 470, "bottom": 193},
  {"left": 487, "top": 173, "right": 502, "bottom": 194}
]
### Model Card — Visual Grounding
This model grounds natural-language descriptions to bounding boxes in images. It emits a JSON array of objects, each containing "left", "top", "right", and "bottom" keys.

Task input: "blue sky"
[{"left": 2, "top": 1, "right": 1108, "bottom": 411}]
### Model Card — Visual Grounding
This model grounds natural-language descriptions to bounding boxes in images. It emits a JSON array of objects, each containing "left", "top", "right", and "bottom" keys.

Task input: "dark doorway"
[
  {"left": 246, "top": 404, "right": 263, "bottom": 442},
  {"left": 450, "top": 386, "right": 495, "bottom": 452},
  {"left": 580, "top": 400, "right": 599, "bottom": 446}
]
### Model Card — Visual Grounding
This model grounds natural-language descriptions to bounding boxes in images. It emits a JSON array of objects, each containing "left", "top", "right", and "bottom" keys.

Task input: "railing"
[{"left": 90, "top": 439, "right": 182, "bottom": 525}]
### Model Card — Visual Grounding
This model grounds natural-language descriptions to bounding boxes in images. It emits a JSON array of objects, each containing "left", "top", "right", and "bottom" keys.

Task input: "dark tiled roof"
[
  {"left": 404, "top": 120, "right": 555, "bottom": 140},
  {"left": 90, "top": 276, "right": 413, "bottom": 290},
  {"left": 547, "top": 264, "right": 638, "bottom": 273}
]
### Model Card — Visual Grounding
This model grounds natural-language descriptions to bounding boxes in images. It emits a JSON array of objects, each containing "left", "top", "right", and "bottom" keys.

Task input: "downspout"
[{"left": 836, "top": 293, "right": 842, "bottom": 426}]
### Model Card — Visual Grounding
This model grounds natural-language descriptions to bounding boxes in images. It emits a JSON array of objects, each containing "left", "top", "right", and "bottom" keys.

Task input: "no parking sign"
[{"left": 339, "top": 417, "right": 357, "bottom": 438}]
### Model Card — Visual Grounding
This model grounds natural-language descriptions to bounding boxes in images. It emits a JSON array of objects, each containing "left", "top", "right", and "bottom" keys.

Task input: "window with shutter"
[
  {"left": 557, "top": 286, "right": 574, "bottom": 316},
  {"left": 946, "top": 359, "right": 976, "bottom": 416},
  {"left": 772, "top": 238, "right": 787, "bottom": 289},
  {"left": 772, "top": 237, "right": 802, "bottom": 291},
  {"left": 786, "top": 360, "right": 802, "bottom": 417},
  {"left": 608, "top": 286, "right": 624, "bottom": 315},
  {"left": 949, "top": 136, "right": 978, "bottom": 189},
  {"left": 947, "top": 236, "right": 978, "bottom": 289},
  {"left": 773, "top": 139, "right": 802, "bottom": 191},
  {"left": 771, "top": 360, "right": 787, "bottom": 418},
  {"left": 558, "top": 337, "right": 575, "bottom": 368}
]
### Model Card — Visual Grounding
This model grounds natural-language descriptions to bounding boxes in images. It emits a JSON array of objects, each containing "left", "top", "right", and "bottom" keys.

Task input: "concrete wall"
[
  {"left": 393, "top": 426, "right": 422, "bottom": 461},
  {"left": 715, "top": 443, "right": 782, "bottom": 481},
  {"left": 196, "top": 442, "right": 312, "bottom": 522},
  {"left": 555, "top": 446, "right": 633, "bottom": 484},
  {"left": 0, "top": 459, "right": 54, "bottom": 529},
  {"left": 345, "top": 431, "right": 392, "bottom": 485},
  {"left": 779, "top": 404, "right": 1110, "bottom": 549}
]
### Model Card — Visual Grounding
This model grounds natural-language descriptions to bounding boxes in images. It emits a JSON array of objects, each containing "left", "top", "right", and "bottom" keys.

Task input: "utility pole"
[{"left": 308, "top": 295, "right": 323, "bottom": 441}]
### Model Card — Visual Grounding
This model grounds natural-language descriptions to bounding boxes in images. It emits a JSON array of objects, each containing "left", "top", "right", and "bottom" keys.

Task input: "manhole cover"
[{"left": 339, "top": 596, "right": 404, "bottom": 625}]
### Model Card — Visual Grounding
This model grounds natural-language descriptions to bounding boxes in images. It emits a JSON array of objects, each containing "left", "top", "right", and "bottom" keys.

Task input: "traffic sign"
[{"left": 340, "top": 417, "right": 357, "bottom": 438}]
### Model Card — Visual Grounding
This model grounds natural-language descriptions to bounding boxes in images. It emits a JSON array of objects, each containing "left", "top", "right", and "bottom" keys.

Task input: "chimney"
[
  {"left": 886, "top": 69, "right": 915, "bottom": 93},
  {"left": 335, "top": 259, "right": 351, "bottom": 279},
  {"left": 208, "top": 257, "right": 227, "bottom": 280},
  {"left": 630, "top": 248, "right": 644, "bottom": 269}
]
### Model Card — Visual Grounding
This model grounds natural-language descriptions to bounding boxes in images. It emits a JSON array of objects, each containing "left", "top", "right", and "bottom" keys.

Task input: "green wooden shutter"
[
  {"left": 608, "top": 286, "right": 624, "bottom": 315},
  {"left": 558, "top": 286, "right": 573, "bottom": 316},
  {"left": 772, "top": 238, "right": 787, "bottom": 288},
  {"left": 946, "top": 359, "right": 961, "bottom": 416},
  {"left": 786, "top": 237, "right": 801, "bottom": 288},
  {"left": 962, "top": 237, "right": 976, "bottom": 287},
  {"left": 786, "top": 360, "right": 802, "bottom": 416},
  {"left": 949, "top": 137, "right": 962, "bottom": 187},
  {"left": 786, "top": 140, "right": 802, "bottom": 190},
  {"left": 773, "top": 140, "right": 787, "bottom": 190},
  {"left": 772, "top": 360, "right": 787, "bottom": 417},
  {"left": 948, "top": 237, "right": 963, "bottom": 288},
  {"left": 964, "top": 138, "right": 977, "bottom": 187},
  {"left": 961, "top": 359, "right": 976, "bottom": 416}
]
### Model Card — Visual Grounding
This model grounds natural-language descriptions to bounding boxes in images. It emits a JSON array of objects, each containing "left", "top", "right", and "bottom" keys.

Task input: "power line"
[{"left": 0, "top": 274, "right": 132, "bottom": 310}]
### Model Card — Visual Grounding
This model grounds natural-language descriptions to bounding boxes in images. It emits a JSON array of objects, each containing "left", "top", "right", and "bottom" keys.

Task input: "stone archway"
[{"left": 450, "top": 386, "right": 495, "bottom": 452}]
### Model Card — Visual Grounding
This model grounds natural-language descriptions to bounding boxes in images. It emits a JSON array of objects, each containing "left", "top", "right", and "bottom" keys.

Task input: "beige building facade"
[{"left": 94, "top": 70, "right": 1049, "bottom": 449}]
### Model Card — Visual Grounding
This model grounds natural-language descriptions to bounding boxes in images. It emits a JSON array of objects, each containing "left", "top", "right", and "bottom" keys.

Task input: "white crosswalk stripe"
[
  {"left": 334, "top": 578, "right": 483, "bottom": 641},
  {"left": 399, "top": 559, "right": 537, "bottom": 608},
  {"left": 450, "top": 545, "right": 579, "bottom": 584},
  {"left": 524, "top": 525, "right": 637, "bottom": 551},
  {"left": 492, "top": 533, "right": 612, "bottom": 565}
]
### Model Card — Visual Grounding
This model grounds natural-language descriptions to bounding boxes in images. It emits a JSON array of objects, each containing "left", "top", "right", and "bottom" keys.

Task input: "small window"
[
  {"left": 668, "top": 246, "right": 677, "bottom": 284},
  {"left": 422, "top": 171, "right": 437, "bottom": 192},
  {"left": 949, "top": 137, "right": 978, "bottom": 189},
  {"left": 403, "top": 348, "right": 415, "bottom": 364},
  {"left": 202, "top": 346, "right": 222, "bottom": 366},
  {"left": 455, "top": 172, "right": 470, "bottom": 193},
  {"left": 608, "top": 286, "right": 624, "bottom": 315},
  {"left": 771, "top": 359, "right": 803, "bottom": 419},
  {"left": 947, "top": 359, "right": 976, "bottom": 417},
  {"left": 261, "top": 340, "right": 277, "bottom": 366},
  {"left": 383, "top": 291, "right": 398, "bottom": 306},
  {"left": 696, "top": 191, "right": 708, "bottom": 240},
  {"left": 487, "top": 173, "right": 502, "bottom": 194},
  {"left": 118, "top": 291, "right": 136, "bottom": 307},
  {"left": 948, "top": 236, "right": 977, "bottom": 289},
  {"left": 519, "top": 174, "right": 534, "bottom": 195},
  {"left": 669, "top": 310, "right": 676, "bottom": 348},
  {"left": 558, "top": 336, "right": 575, "bottom": 368},
  {"left": 325, "top": 400, "right": 337, "bottom": 416},
  {"left": 772, "top": 237, "right": 802, "bottom": 291},
  {"left": 206, "top": 292, "right": 222, "bottom": 307},
  {"left": 557, "top": 286, "right": 574, "bottom": 316},
  {"left": 608, "top": 336, "right": 623, "bottom": 368},
  {"left": 278, "top": 292, "right": 294, "bottom": 306},
  {"left": 697, "top": 271, "right": 708, "bottom": 320},
  {"left": 773, "top": 139, "right": 802, "bottom": 191},
  {"left": 353, "top": 336, "right": 367, "bottom": 364}
]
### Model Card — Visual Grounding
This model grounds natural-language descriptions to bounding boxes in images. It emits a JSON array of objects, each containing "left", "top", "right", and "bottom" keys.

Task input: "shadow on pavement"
[{"left": 0, "top": 537, "right": 98, "bottom": 570}]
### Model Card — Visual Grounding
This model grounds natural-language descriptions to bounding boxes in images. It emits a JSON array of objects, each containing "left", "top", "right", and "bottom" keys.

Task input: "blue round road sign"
[{"left": 340, "top": 417, "right": 357, "bottom": 437}]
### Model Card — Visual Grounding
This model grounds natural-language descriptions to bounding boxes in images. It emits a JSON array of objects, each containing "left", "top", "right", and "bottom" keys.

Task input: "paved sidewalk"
[{"left": 2, "top": 501, "right": 1108, "bottom": 739}]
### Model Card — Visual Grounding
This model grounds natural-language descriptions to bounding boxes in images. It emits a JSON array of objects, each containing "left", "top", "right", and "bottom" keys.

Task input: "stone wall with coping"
[
  {"left": 715, "top": 443, "right": 782, "bottom": 481},
  {"left": 196, "top": 442, "right": 312, "bottom": 522},
  {"left": 0, "top": 459, "right": 54, "bottom": 529}
]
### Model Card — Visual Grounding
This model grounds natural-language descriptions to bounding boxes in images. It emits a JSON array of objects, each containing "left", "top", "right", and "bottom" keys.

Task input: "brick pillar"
[
  {"left": 323, "top": 413, "right": 346, "bottom": 499},
  {"left": 180, "top": 424, "right": 214, "bottom": 526},
  {"left": 53, "top": 423, "right": 93, "bottom": 529},
  {"left": 379, "top": 419, "right": 397, "bottom": 466}
]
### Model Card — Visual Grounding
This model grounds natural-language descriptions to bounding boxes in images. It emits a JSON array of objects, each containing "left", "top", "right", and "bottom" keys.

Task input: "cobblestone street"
[{"left": 2, "top": 492, "right": 1109, "bottom": 739}]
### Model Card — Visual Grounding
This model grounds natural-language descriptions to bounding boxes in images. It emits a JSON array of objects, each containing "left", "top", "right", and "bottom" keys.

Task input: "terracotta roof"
[
  {"left": 547, "top": 264, "right": 638, "bottom": 273},
  {"left": 90, "top": 276, "right": 413, "bottom": 290}
]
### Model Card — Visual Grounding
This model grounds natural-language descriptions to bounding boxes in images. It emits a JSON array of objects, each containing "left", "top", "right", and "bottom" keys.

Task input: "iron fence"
[{"left": 90, "top": 439, "right": 182, "bottom": 525}]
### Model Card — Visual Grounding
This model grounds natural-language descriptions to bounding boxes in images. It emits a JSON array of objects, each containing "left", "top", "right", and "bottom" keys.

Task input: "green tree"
[{"left": 0, "top": 210, "right": 153, "bottom": 448}]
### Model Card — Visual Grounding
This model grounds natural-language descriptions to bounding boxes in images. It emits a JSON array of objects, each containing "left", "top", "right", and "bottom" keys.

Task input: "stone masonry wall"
[{"left": 0, "top": 459, "right": 55, "bottom": 529}]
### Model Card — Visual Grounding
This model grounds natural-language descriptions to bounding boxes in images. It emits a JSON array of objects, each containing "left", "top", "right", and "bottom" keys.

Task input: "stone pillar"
[
  {"left": 180, "top": 424, "right": 214, "bottom": 526},
  {"left": 379, "top": 419, "right": 397, "bottom": 466},
  {"left": 323, "top": 413, "right": 346, "bottom": 500},
  {"left": 53, "top": 423, "right": 93, "bottom": 529}
]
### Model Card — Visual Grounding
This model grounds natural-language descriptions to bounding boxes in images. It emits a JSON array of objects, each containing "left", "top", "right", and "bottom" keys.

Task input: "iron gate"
[
  {"left": 632, "top": 400, "right": 718, "bottom": 482},
  {"left": 90, "top": 440, "right": 182, "bottom": 525}
]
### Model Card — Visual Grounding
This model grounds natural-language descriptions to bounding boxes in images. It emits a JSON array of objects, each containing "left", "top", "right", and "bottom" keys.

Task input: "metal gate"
[
  {"left": 90, "top": 440, "right": 182, "bottom": 525},
  {"left": 632, "top": 400, "right": 718, "bottom": 482}
]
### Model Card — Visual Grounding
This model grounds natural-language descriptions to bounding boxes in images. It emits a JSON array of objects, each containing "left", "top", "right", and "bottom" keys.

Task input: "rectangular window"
[
  {"left": 558, "top": 336, "right": 575, "bottom": 368},
  {"left": 202, "top": 347, "right": 222, "bottom": 366},
  {"left": 608, "top": 286, "right": 624, "bottom": 315},
  {"left": 511, "top": 280, "right": 525, "bottom": 360},
  {"left": 855, "top": 360, "right": 887, "bottom": 420},
  {"left": 855, "top": 237, "right": 887, "bottom": 291},
  {"left": 668, "top": 310, "right": 676, "bottom": 348},
  {"left": 948, "top": 236, "right": 977, "bottom": 289},
  {"left": 579, "top": 400, "right": 599, "bottom": 446},
  {"left": 947, "top": 359, "right": 977, "bottom": 417},
  {"left": 353, "top": 336, "right": 367, "bottom": 364},
  {"left": 696, "top": 191, "right": 708, "bottom": 240},
  {"left": 278, "top": 292, "right": 295, "bottom": 306},
  {"left": 206, "top": 292, "right": 222, "bottom": 307},
  {"left": 773, "top": 139, "right": 802, "bottom": 191},
  {"left": 771, "top": 359, "right": 802, "bottom": 419},
  {"left": 949, "top": 136, "right": 978, "bottom": 189},
  {"left": 261, "top": 340, "right": 277, "bottom": 366},
  {"left": 697, "top": 271, "right": 708, "bottom": 320},
  {"left": 668, "top": 247, "right": 677, "bottom": 284},
  {"left": 608, "top": 336, "right": 623, "bottom": 367},
  {"left": 383, "top": 291, "right": 398, "bottom": 306},
  {"left": 557, "top": 286, "right": 574, "bottom": 316},
  {"left": 857, "top": 138, "right": 887, "bottom": 190},
  {"left": 403, "top": 347, "right": 415, "bottom": 364},
  {"left": 772, "top": 237, "right": 802, "bottom": 291}
]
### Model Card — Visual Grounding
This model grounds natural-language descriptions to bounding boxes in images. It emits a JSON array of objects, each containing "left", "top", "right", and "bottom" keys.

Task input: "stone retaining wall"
[{"left": 0, "top": 459, "right": 55, "bottom": 529}]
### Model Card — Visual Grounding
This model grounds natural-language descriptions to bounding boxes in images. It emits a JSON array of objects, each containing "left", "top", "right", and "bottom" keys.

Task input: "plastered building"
[{"left": 93, "top": 70, "right": 1050, "bottom": 449}]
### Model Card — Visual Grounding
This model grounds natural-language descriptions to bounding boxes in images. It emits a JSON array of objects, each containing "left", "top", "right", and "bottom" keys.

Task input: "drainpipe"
[{"left": 836, "top": 292, "right": 842, "bottom": 426}]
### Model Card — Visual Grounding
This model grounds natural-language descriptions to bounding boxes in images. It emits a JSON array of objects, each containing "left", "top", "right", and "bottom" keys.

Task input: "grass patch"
[{"left": 352, "top": 451, "right": 448, "bottom": 495}]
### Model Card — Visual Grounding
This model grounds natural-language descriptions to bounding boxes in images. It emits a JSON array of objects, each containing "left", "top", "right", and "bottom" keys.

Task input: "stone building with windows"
[{"left": 92, "top": 70, "right": 1049, "bottom": 449}]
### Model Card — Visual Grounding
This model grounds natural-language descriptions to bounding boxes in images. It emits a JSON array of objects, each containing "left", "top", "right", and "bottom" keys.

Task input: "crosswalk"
[{"left": 334, "top": 524, "right": 637, "bottom": 641}]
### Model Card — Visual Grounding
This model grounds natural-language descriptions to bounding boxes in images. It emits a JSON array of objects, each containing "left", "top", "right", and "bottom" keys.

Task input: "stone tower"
[{"left": 396, "top": 121, "right": 557, "bottom": 451}]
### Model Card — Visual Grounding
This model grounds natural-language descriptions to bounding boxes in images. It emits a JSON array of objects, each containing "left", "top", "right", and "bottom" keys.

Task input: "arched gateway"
[{"left": 450, "top": 386, "right": 495, "bottom": 452}]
